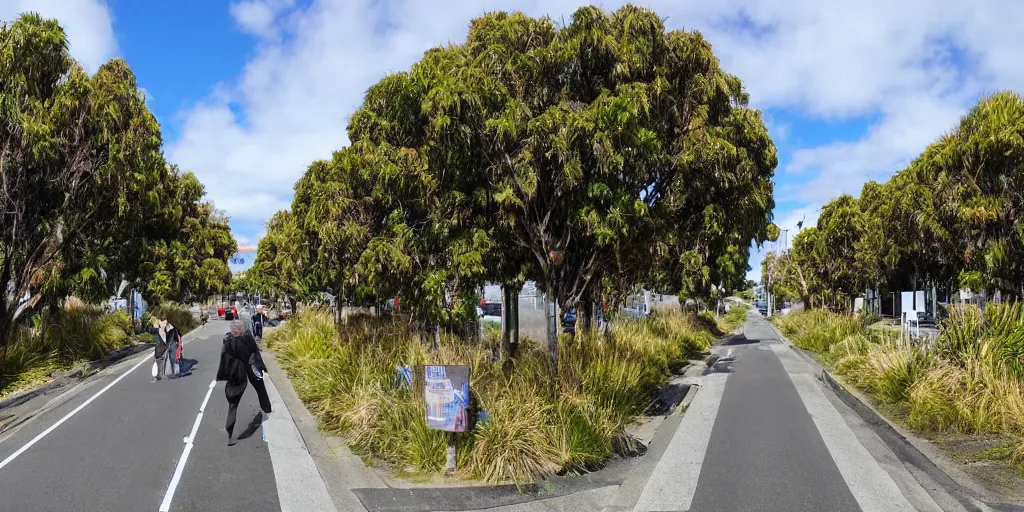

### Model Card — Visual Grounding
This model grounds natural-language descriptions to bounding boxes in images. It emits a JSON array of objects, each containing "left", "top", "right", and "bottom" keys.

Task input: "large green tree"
[
  {"left": 288, "top": 5, "right": 776, "bottom": 360},
  {"left": 249, "top": 210, "right": 308, "bottom": 313},
  {"left": 0, "top": 14, "right": 169, "bottom": 348},
  {"left": 144, "top": 168, "right": 236, "bottom": 304}
]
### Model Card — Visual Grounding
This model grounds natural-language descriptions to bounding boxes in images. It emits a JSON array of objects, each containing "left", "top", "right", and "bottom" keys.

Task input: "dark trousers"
[{"left": 225, "top": 368, "right": 272, "bottom": 436}]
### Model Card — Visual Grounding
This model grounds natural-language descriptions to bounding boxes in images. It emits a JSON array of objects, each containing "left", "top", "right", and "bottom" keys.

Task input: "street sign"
[{"left": 423, "top": 365, "right": 470, "bottom": 432}]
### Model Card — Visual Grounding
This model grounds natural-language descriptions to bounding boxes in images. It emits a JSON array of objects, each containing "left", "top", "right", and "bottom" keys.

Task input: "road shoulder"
[
  {"left": 261, "top": 349, "right": 382, "bottom": 511},
  {"left": 765, "top": 317, "right": 1008, "bottom": 512}
]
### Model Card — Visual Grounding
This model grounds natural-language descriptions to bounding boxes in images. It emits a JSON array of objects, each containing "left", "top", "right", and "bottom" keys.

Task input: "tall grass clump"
[
  {"left": 2, "top": 306, "right": 136, "bottom": 397},
  {"left": 716, "top": 303, "right": 750, "bottom": 333},
  {"left": 775, "top": 309, "right": 864, "bottom": 353},
  {"left": 150, "top": 303, "right": 199, "bottom": 335},
  {"left": 42, "top": 307, "right": 133, "bottom": 362},
  {"left": 786, "top": 302, "right": 1024, "bottom": 465},
  {"left": 267, "top": 307, "right": 722, "bottom": 483}
]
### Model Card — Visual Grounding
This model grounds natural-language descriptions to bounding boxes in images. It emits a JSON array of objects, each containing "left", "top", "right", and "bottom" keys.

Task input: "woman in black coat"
[{"left": 217, "top": 320, "right": 272, "bottom": 445}]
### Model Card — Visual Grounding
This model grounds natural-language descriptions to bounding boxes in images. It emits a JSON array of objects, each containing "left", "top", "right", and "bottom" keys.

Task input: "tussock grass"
[
  {"left": 779, "top": 303, "right": 1024, "bottom": 467},
  {"left": 266, "top": 307, "right": 722, "bottom": 483},
  {"left": 776, "top": 310, "right": 864, "bottom": 353},
  {"left": 1, "top": 306, "right": 136, "bottom": 397},
  {"left": 149, "top": 303, "right": 199, "bottom": 335}
]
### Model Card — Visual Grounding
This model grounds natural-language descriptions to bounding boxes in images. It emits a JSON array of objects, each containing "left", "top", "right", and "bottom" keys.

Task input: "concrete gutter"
[{"left": 765, "top": 321, "right": 1018, "bottom": 512}]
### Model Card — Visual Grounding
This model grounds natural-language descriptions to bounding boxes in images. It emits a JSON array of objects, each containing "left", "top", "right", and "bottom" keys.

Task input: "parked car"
[{"left": 477, "top": 301, "right": 502, "bottom": 330}]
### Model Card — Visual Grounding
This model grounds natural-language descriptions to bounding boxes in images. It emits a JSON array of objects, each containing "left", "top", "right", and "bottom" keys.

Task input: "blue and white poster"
[{"left": 423, "top": 365, "right": 470, "bottom": 432}]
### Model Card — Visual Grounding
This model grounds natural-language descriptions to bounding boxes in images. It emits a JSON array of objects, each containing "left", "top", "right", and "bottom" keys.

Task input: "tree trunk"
[
  {"left": 544, "top": 282, "right": 559, "bottom": 364},
  {"left": 500, "top": 286, "right": 512, "bottom": 359},
  {"left": 512, "top": 288, "right": 520, "bottom": 357},
  {"left": 433, "top": 323, "right": 442, "bottom": 350},
  {"left": 578, "top": 299, "right": 593, "bottom": 337}
]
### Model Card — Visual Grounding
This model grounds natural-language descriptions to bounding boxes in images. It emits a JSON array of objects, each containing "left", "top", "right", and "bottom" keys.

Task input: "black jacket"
[
  {"left": 217, "top": 332, "right": 264, "bottom": 385},
  {"left": 252, "top": 313, "right": 269, "bottom": 326}
]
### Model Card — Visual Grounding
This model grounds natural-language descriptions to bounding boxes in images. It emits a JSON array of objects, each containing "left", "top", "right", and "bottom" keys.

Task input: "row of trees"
[
  {"left": 250, "top": 5, "right": 779, "bottom": 358},
  {"left": 763, "top": 91, "right": 1024, "bottom": 309},
  {"left": 0, "top": 14, "right": 236, "bottom": 351}
]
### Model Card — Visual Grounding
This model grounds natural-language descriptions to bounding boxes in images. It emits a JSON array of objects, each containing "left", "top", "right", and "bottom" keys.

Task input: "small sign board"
[{"left": 423, "top": 365, "right": 470, "bottom": 432}]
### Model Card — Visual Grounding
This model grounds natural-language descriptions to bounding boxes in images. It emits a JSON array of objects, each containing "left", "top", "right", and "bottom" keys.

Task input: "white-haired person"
[
  {"left": 251, "top": 305, "right": 270, "bottom": 340},
  {"left": 216, "top": 320, "right": 271, "bottom": 445}
]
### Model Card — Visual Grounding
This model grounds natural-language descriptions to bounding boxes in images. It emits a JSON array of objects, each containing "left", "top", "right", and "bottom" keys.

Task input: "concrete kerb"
[
  {"left": 0, "top": 321, "right": 220, "bottom": 438},
  {"left": 763, "top": 320, "right": 1009, "bottom": 512}
]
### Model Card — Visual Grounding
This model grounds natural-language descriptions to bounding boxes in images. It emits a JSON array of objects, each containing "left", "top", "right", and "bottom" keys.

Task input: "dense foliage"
[
  {"left": 763, "top": 91, "right": 1024, "bottom": 309},
  {"left": 0, "top": 14, "right": 234, "bottom": 354},
  {"left": 254, "top": 5, "right": 777, "bottom": 357}
]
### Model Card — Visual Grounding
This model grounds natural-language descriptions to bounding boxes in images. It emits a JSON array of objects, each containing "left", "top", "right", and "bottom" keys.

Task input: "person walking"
[
  {"left": 217, "top": 320, "right": 272, "bottom": 445},
  {"left": 151, "top": 316, "right": 170, "bottom": 381},
  {"left": 162, "top": 315, "right": 182, "bottom": 378},
  {"left": 251, "top": 305, "right": 270, "bottom": 339}
]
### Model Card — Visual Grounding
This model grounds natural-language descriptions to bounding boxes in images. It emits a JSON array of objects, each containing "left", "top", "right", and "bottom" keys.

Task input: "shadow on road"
[
  {"left": 720, "top": 334, "right": 759, "bottom": 346},
  {"left": 173, "top": 358, "right": 200, "bottom": 379},
  {"left": 237, "top": 413, "right": 265, "bottom": 441}
]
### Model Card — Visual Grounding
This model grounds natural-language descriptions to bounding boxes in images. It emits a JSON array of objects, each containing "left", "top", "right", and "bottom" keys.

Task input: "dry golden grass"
[{"left": 265, "top": 306, "right": 725, "bottom": 483}]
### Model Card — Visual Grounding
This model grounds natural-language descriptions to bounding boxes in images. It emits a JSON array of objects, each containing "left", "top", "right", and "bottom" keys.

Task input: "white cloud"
[
  {"left": 0, "top": 0, "right": 117, "bottom": 74},
  {"left": 229, "top": 0, "right": 294, "bottom": 39},
  {"left": 164, "top": 0, "right": 1024, "bottom": 252}
]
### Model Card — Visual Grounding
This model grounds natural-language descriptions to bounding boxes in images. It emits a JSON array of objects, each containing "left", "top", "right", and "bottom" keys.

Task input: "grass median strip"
[
  {"left": 774, "top": 306, "right": 1024, "bottom": 478},
  {"left": 265, "top": 305, "right": 744, "bottom": 484}
]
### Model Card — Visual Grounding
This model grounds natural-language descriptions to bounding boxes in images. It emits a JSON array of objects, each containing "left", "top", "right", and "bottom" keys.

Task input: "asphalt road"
[
  {"left": 0, "top": 319, "right": 280, "bottom": 512},
  {"left": 686, "top": 318, "right": 861, "bottom": 512},
  {"left": 634, "top": 311, "right": 934, "bottom": 512}
]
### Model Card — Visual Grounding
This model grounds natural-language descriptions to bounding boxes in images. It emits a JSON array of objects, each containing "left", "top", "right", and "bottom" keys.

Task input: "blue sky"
[{"left": 5, "top": 0, "right": 1023, "bottom": 282}]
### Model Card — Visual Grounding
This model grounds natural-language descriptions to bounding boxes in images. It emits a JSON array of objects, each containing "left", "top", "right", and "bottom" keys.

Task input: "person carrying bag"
[{"left": 217, "top": 320, "right": 271, "bottom": 445}]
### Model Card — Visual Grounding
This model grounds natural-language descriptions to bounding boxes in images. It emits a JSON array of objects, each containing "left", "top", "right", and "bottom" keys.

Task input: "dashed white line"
[
  {"left": 159, "top": 380, "right": 216, "bottom": 512},
  {"left": 0, "top": 356, "right": 150, "bottom": 471}
]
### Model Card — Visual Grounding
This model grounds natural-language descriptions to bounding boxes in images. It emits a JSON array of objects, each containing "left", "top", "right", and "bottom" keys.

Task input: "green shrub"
[
  {"left": 43, "top": 307, "right": 132, "bottom": 362},
  {"left": 150, "top": 303, "right": 198, "bottom": 335},
  {"left": 267, "top": 307, "right": 722, "bottom": 483}
]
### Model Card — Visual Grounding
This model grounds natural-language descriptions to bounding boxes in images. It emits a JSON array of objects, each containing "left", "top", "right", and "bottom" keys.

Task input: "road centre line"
[
  {"left": 0, "top": 356, "right": 150, "bottom": 472},
  {"left": 159, "top": 379, "right": 216, "bottom": 512}
]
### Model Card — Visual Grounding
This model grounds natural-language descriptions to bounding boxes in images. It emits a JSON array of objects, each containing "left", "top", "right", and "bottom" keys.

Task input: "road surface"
[
  {"left": 0, "top": 319, "right": 324, "bottom": 512},
  {"left": 630, "top": 310, "right": 974, "bottom": 512},
  {"left": 0, "top": 311, "right": 992, "bottom": 512}
]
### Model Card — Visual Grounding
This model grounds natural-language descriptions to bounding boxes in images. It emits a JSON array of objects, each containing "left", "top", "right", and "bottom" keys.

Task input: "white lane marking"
[
  {"left": 771, "top": 345, "right": 917, "bottom": 512},
  {"left": 0, "top": 356, "right": 150, "bottom": 471},
  {"left": 262, "top": 374, "right": 339, "bottom": 512},
  {"left": 633, "top": 372, "right": 728, "bottom": 512},
  {"left": 160, "top": 380, "right": 216, "bottom": 512}
]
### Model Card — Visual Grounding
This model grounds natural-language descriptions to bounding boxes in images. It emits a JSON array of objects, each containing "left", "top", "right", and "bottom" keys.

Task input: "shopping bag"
[{"left": 151, "top": 361, "right": 158, "bottom": 378}]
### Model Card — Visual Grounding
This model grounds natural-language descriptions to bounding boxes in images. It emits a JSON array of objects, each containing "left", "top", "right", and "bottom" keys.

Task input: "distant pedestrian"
[
  {"left": 151, "top": 314, "right": 182, "bottom": 380},
  {"left": 251, "top": 305, "right": 269, "bottom": 339},
  {"left": 217, "top": 320, "right": 272, "bottom": 445}
]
